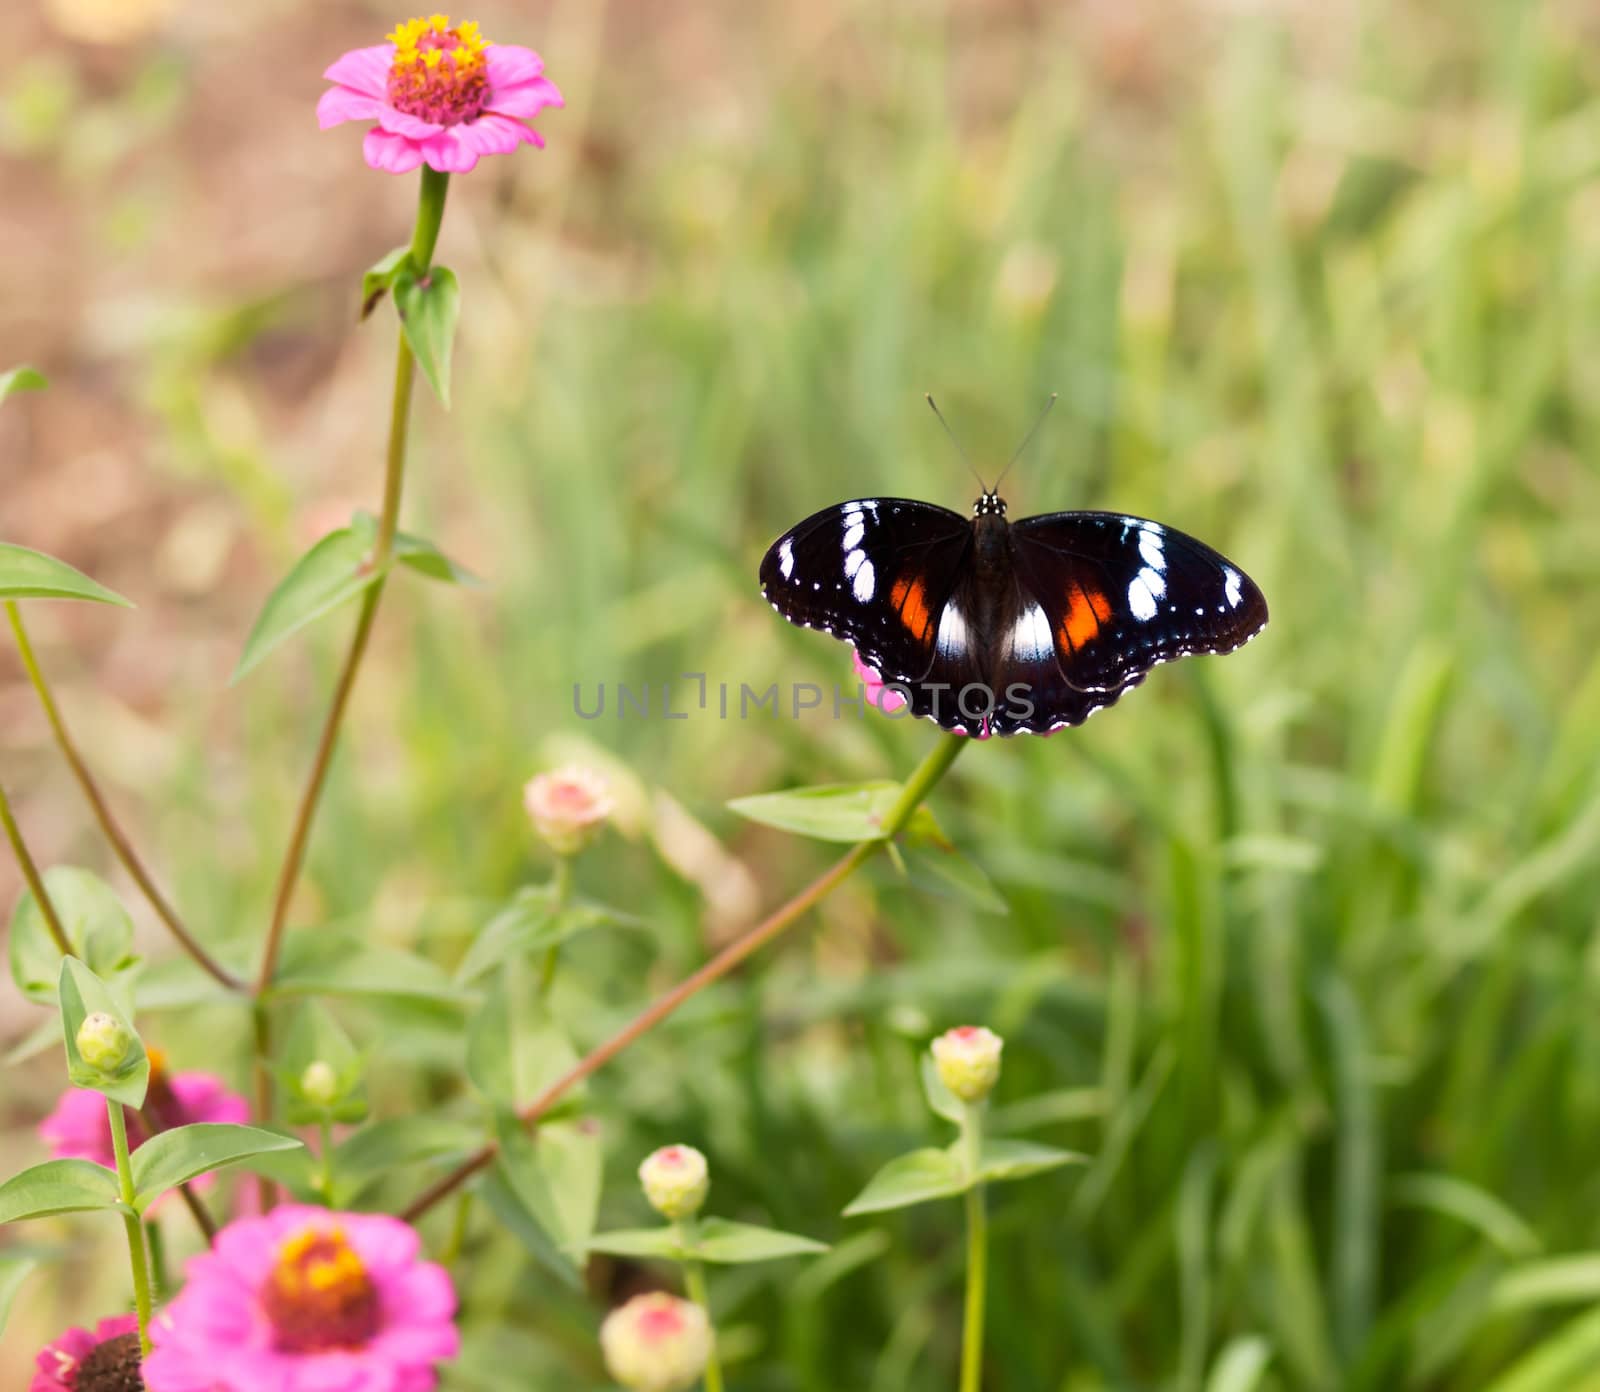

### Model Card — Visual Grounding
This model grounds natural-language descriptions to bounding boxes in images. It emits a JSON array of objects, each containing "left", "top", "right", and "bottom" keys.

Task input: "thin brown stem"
[
  {"left": 402, "top": 735, "right": 967, "bottom": 1223},
  {"left": 0, "top": 775, "right": 69, "bottom": 955},
  {"left": 5, "top": 602, "right": 243, "bottom": 991}
]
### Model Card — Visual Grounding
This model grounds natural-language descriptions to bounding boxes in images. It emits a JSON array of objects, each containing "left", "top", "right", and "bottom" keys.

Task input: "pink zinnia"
[
  {"left": 31, "top": 1314, "right": 141, "bottom": 1392},
  {"left": 39, "top": 1061, "right": 249, "bottom": 1208},
  {"left": 318, "top": 14, "right": 562, "bottom": 174},
  {"left": 143, "top": 1206, "right": 458, "bottom": 1392}
]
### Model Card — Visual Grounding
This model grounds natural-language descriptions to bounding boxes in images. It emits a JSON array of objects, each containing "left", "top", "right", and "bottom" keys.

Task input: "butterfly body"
[{"left": 760, "top": 491, "right": 1268, "bottom": 737}]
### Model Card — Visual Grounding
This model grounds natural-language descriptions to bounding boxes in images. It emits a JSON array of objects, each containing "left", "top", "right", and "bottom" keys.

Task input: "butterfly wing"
[
  {"left": 1007, "top": 511, "right": 1268, "bottom": 703},
  {"left": 759, "top": 497, "right": 976, "bottom": 707}
]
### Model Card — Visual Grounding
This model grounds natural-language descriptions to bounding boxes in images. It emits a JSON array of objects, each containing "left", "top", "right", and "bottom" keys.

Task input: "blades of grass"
[{"left": 1178, "top": 1143, "right": 1221, "bottom": 1392}]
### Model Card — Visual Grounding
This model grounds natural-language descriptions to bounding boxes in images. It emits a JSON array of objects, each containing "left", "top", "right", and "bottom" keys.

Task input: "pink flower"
[
  {"left": 31, "top": 1314, "right": 140, "bottom": 1392},
  {"left": 318, "top": 15, "right": 562, "bottom": 175},
  {"left": 600, "top": 1293, "right": 712, "bottom": 1392},
  {"left": 143, "top": 1206, "right": 458, "bottom": 1392},
  {"left": 39, "top": 1062, "right": 249, "bottom": 1208},
  {"left": 524, "top": 764, "right": 613, "bottom": 856}
]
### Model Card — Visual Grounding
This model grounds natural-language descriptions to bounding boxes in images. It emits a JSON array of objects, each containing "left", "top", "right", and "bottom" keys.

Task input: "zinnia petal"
[
  {"left": 322, "top": 44, "right": 395, "bottom": 97},
  {"left": 485, "top": 76, "right": 564, "bottom": 119},
  {"left": 456, "top": 114, "right": 542, "bottom": 157},
  {"left": 376, "top": 105, "right": 444, "bottom": 140},
  {"left": 364, "top": 128, "right": 427, "bottom": 175},
  {"left": 420, "top": 130, "right": 481, "bottom": 174},
  {"left": 484, "top": 45, "right": 545, "bottom": 89},
  {"left": 317, "top": 86, "right": 385, "bottom": 130}
]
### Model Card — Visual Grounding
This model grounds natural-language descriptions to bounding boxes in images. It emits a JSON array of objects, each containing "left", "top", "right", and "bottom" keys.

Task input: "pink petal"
[
  {"left": 484, "top": 45, "right": 544, "bottom": 89},
  {"left": 323, "top": 44, "right": 395, "bottom": 98},
  {"left": 455, "top": 114, "right": 540, "bottom": 157},
  {"left": 364, "top": 128, "right": 426, "bottom": 175},
  {"left": 485, "top": 76, "right": 563, "bottom": 119},
  {"left": 318, "top": 86, "right": 385, "bottom": 130},
  {"left": 376, "top": 105, "right": 443, "bottom": 140},
  {"left": 419, "top": 130, "right": 480, "bottom": 174},
  {"left": 345, "top": 1213, "right": 421, "bottom": 1272},
  {"left": 169, "top": 1073, "right": 251, "bottom": 1125},
  {"left": 380, "top": 1264, "right": 456, "bottom": 1324}
]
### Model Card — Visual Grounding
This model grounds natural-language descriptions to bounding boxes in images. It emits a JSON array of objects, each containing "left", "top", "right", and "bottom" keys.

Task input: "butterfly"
[{"left": 759, "top": 436, "right": 1268, "bottom": 737}]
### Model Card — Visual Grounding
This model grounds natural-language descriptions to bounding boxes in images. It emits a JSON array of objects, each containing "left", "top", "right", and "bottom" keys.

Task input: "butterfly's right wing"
[{"left": 759, "top": 497, "right": 973, "bottom": 692}]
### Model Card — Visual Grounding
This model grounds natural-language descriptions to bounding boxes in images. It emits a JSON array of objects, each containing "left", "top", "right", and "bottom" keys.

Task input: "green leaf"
[
  {"left": 129, "top": 1124, "right": 304, "bottom": 1213},
  {"left": 691, "top": 1217, "right": 829, "bottom": 1263},
  {"left": 975, "top": 1138, "right": 1085, "bottom": 1187},
  {"left": 59, "top": 956, "right": 148, "bottom": 1108},
  {"left": 233, "top": 528, "right": 381, "bottom": 682},
  {"left": 456, "top": 886, "right": 642, "bottom": 985},
  {"left": 1205, "top": 1336, "right": 1274, "bottom": 1392},
  {"left": 0, "top": 1159, "right": 119, "bottom": 1223},
  {"left": 584, "top": 1226, "right": 691, "bottom": 1260},
  {"left": 495, "top": 1115, "right": 602, "bottom": 1262},
  {"left": 333, "top": 1116, "right": 483, "bottom": 1204},
  {"left": 896, "top": 837, "right": 1008, "bottom": 915},
  {"left": 394, "top": 529, "right": 481, "bottom": 586},
  {"left": 361, "top": 246, "right": 413, "bottom": 320},
  {"left": 270, "top": 931, "right": 465, "bottom": 1004},
  {"left": 395, "top": 265, "right": 460, "bottom": 407},
  {"left": 0, "top": 544, "right": 130, "bottom": 606},
  {"left": 0, "top": 1254, "right": 37, "bottom": 1337},
  {"left": 843, "top": 1148, "right": 967, "bottom": 1216},
  {"left": 10, "top": 866, "right": 138, "bottom": 1005},
  {"left": 480, "top": 1166, "right": 581, "bottom": 1289},
  {"left": 0, "top": 364, "right": 47, "bottom": 403},
  {"left": 920, "top": 1053, "right": 965, "bottom": 1124},
  {"left": 466, "top": 981, "right": 579, "bottom": 1109},
  {"left": 728, "top": 780, "right": 940, "bottom": 844}
]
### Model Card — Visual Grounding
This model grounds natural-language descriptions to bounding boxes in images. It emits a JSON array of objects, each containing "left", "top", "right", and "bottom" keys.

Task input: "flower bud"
[
  {"left": 638, "top": 1144, "right": 709, "bottom": 1220},
  {"left": 75, "top": 1012, "right": 133, "bottom": 1073},
  {"left": 300, "top": 1060, "right": 340, "bottom": 1108},
  {"left": 931, "top": 1025, "right": 1003, "bottom": 1104},
  {"left": 600, "top": 1292, "right": 712, "bottom": 1392},
  {"left": 523, "top": 765, "right": 613, "bottom": 857}
]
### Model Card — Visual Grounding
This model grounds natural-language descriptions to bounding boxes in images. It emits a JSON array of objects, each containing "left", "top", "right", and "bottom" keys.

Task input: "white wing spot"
[
  {"left": 1011, "top": 604, "right": 1053, "bottom": 662},
  {"left": 1224, "top": 567, "right": 1243, "bottom": 609},
  {"left": 778, "top": 539, "right": 794, "bottom": 580},
  {"left": 844, "top": 548, "right": 866, "bottom": 579},
  {"left": 936, "top": 605, "right": 970, "bottom": 659},
  {"left": 1138, "top": 528, "right": 1166, "bottom": 572},
  {"left": 852, "top": 559, "right": 876, "bottom": 603},
  {"left": 1129, "top": 575, "right": 1159, "bottom": 621},
  {"left": 841, "top": 522, "right": 865, "bottom": 551}
]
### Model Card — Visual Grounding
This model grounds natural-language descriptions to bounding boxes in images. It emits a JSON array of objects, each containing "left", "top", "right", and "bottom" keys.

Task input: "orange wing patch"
[
  {"left": 890, "top": 573, "right": 932, "bottom": 639},
  {"left": 1059, "top": 583, "right": 1112, "bottom": 652}
]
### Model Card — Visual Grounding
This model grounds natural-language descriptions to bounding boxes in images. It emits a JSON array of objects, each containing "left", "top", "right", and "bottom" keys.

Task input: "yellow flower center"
[
  {"left": 386, "top": 13, "right": 491, "bottom": 126},
  {"left": 261, "top": 1226, "right": 381, "bottom": 1353}
]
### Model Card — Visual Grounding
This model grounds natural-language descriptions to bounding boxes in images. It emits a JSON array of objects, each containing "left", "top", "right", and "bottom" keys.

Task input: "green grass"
[{"left": 10, "top": 0, "right": 1600, "bottom": 1388}]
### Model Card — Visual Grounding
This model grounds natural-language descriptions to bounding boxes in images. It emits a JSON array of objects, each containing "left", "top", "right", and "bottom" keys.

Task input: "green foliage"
[
  {"left": 0, "top": 1255, "right": 36, "bottom": 1339},
  {"left": 127, "top": 1123, "right": 303, "bottom": 1212},
  {"left": 277, "top": 1003, "right": 368, "bottom": 1124},
  {"left": 395, "top": 265, "right": 460, "bottom": 406},
  {"left": 0, "top": 544, "right": 130, "bottom": 606},
  {"left": 587, "top": 1217, "right": 827, "bottom": 1265},
  {"left": 0, "top": 364, "right": 47, "bottom": 403},
  {"left": 9, "top": 867, "right": 138, "bottom": 1005},
  {"left": 728, "top": 780, "right": 941, "bottom": 843},
  {"left": 233, "top": 526, "right": 381, "bottom": 680},
  {"left": 0, "top": 1160, "right": 119, "bottom": 1224}
]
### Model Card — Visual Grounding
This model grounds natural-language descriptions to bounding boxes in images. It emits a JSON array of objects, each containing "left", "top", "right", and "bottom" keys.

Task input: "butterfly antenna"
[
  {"left": 992, "top": 392, "right": 1059, "bottom": 494},
  {"left": 925, "top": 393, "right": 988, "bottom": 493}
]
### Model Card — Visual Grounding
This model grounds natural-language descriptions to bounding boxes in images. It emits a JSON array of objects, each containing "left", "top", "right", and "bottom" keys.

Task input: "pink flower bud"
[
  {"left": 599, "top": 1292, "right": 712, "bottom": 1392},
  {"left": 931, "top": 1025, "right": 1004, "bottom": 1103},
  {"left": 523, "top": 765, "right": 613, "bottom": 856},
  {"left": 638, "top": 1144, "right": 709, "bottom": 1220}
]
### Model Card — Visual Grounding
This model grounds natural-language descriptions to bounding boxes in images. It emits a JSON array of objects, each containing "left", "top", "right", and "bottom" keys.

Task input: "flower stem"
[
  {"left": 318, "top": 1116, "right": 335, "bottom": 1199},
  {"left": 959, "top": 1104, "right": 988, "bottom": 1392},
  {"left": 251, "top": 168, "right": 452, "bottom": 1134},
  {"left": 401, "top": 734, "right": 968, "bottom": 1222},
  {"left": 108, "top": 1098, "right": 154, "bottom": 1355},
  {"left": 5, "top": 601, "right": 243, "bottom": 991},
  {"left": 0, "top": 776, "right": 69, "bottom": 955},
  {"left": 678, "top": 1229, "right": 723, "bottom": 1392},
  {"left": 539, "top": 856, "right": 574, "bottom": 996}
]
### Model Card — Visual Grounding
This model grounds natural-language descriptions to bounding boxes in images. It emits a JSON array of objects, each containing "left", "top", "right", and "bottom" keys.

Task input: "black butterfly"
[{"left": 760, "top": 489, "right": 1268, "bottom": 737}]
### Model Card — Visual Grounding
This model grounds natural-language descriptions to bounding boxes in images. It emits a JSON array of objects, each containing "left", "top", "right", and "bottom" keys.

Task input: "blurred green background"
[{"left": 7, "top": 0, "right": 1600, "bottom": 1387}]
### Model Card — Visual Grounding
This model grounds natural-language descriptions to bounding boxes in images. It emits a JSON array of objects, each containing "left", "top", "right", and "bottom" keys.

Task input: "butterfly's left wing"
[
  {"left": 1006, "top": 511, "right": 1268, "bottom": 704},
  {"left": 760, "top": 497, "right": 973, "bottom": 691}
]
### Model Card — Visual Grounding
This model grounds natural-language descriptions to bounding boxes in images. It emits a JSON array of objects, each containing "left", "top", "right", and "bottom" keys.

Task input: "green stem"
[
  {"left": 959, "top": 1104, "right": 988, "bottom": 1392},
  {"left": 146, "top": 1219, "right": 168, "bottom": 1299},
  {"left": 0, "top": 776, "right": 69, "bottom": 955},
  {"left": 401, "top": 734, "right": 968, "bottom": 1222},
  {"left": 5, "top": 601, "right": 242, "bottom": 991},
  {"left": 439, "top": 1191, "right": 473, "bottom": 1266},
  {"left": 251, "top": 168, "right": 452, "bottom": 1145},
  {"left": 538, "top": 856, "right": 574, "bottom": 996},
  {"left": 681, "top": 1246, "right": 724, "bottom": 1392},
  {"left": 108, "top": 1099, "right": 154, "bottom": 1355},
  {"left": 318, "top": 1116, "right": 335, "bottom": 1199}
]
